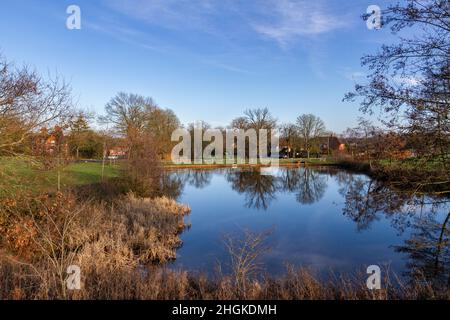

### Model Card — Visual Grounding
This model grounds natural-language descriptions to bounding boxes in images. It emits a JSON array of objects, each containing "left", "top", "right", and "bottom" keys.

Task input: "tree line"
[
  {"left": 0, "top": 53, "right": 446, "bottom": 170},
  {"left": 0, "top": 1, "right": 448, "bottom": 175}
]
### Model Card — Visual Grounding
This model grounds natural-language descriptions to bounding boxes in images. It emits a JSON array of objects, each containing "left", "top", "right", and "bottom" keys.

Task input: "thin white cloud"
[
  {"left": 251, "top": 0, "right": 350, "bottom": 46},
  {"left": 94, "top": 0, "right": 355, "bottom": 76},
  {"left": 84, "top": 16, "right": 250, "bottom": 74},
  {"left": 103, "top": 0, "right": 351, "bottom": 47}
]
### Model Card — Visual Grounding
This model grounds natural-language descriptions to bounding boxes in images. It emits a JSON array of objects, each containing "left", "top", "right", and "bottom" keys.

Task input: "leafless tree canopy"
[
  {"left": 0, "top": 55, "right": 73, "bottom": 154},
  {"left": 101, "top": 92, "right": 158, "bottom": 137},
  {"left": 231, "top": 108, "right": 277, "bottom": 131},
  {"left": 100, "top": 92, "right": 182, "bottom": 193},
  {"left": 296, "top": 114, "right": 326, "bottom": 158},
  {"left": 345, "top": 0, "right": 449, "bottom": 168},
  {"left": 101, "top": 92, "right": 180, "bottom": 159}
]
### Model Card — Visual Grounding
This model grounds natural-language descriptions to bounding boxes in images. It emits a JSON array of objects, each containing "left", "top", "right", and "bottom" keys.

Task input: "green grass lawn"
[
  {"left": 60, "top": 162, "right": 122, "bottom": 185},
  {"left": 0, "top": 158, "right": 122, "bottom": 195}
]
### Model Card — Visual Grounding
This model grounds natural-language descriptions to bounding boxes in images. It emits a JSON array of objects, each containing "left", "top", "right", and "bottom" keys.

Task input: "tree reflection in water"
[
  {"left": 182, "top": 169, "right": 213, "bottom": 189},
  {"left": 336, "top": 171, "right": 443, "bottom": 232},
  {"left": 395, "top": 212, "right": 450, "bottom": 293},
  {"left": 336, "top": 170, "right": 449, "bottom": 292},
  {"left": 224, "top": 167, "right": 330, "bottom": 210},
  {"left": 224, "top": 167, "right": 449, "bottom": 291},
  {"left": 291, "top": 169, "right": 327, "bottom": 205},
  {"left": 162, "top": 167, "right": 449, "bottom": 292},
  {"left": 158, "top": 170, "right": 214, "bottom": 198},
  {"left": 161, "top": 167, "right": 333, "bottom": 209},
  {"left": 157, "top": 171, "right": 186, "bottom": 199},
  {"left": 226, "top": 169, "right": 279, "bottom": 210}
]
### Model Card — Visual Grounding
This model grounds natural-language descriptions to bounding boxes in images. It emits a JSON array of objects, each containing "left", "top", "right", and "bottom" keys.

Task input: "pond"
[{"left": 162, "top": 167, "right": 449, "bottom": 282}]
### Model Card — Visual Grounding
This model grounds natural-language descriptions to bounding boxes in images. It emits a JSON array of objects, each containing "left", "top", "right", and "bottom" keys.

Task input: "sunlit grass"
[{"left": 0, "top": 157, "right": 122, "bottom": 195}]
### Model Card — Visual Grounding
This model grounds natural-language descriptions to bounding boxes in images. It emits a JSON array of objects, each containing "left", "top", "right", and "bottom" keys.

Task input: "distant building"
[
  {"left": 42, "top": 127, "right": 68, "bottom": 156},
  {"left": 279, "top": 135, "right": 345, "bottom": 158},
  {"left": 44, "top": 135, "right": 57, "bottom": 154},
  {"left": 108, "top": 147, "right": 127, "bottom": 159},
  {"left": 317, "top": 136, "right": 343, "bottom": 154}
]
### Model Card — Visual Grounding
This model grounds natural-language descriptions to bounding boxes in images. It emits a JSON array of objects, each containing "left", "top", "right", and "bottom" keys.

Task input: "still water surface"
[{"left": 163, "top": 167, "right": 449, "bottom": 280}]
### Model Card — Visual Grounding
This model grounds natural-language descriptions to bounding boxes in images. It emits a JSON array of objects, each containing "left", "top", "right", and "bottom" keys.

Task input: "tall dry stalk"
[{"left": 224, "top": 229, "right": 272, "bottom": 298}]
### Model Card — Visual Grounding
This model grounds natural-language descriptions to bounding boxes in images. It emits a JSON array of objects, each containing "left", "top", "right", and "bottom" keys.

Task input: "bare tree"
[
  {"left": 280, "top": 123, "right": 298, "bottom": 158},
  {"left": 345, "top": 0, "right": 450, "bottom": 171},
  {"left": 244, "top": 108, "right": 277, "bottom": 130},
  {"left": 296, "top": 114, "right": 326, "bottom": 158},
  {"left": 230, "top": 108, "right": 277, "bottom": 130},
  {"left": 101, "top": 92, "right": 180, "bottom": 160},
  {"left": 229, "top": 108, "right": 277, "bottom": 161},
  {"left": 230, "top": 116, "right": 248, "bottom": 130},
  {"left": 146, "top": 108, "right": 180, "bottom": 159},
  {"left": 356, "top": 118, "right": 379, "bottom": 167},
  {"left": 101, "top": 92, "right": 157, "bottom": 157},
  {"left": 102, "top": 93, "right": 184, "bottom": 194},
  {"left": 0, "top": 55, "right": 73, "bottom": 155}
]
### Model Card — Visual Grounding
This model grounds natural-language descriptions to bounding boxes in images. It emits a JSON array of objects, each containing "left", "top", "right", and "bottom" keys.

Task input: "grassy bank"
[
  {"left": 0, "top": 157, "right": 122, "bottom": 195},
  {"left": 2, "top": 156, "right": 447, "bottom": 195},
  {"left": 1, "top": 157, "right": 338, "bottom": 192}
]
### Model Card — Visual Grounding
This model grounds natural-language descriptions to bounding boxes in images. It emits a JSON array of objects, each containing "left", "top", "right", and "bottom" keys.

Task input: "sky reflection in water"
[{"left": 164, "top": 167, "right": 449, "bottom": 283}]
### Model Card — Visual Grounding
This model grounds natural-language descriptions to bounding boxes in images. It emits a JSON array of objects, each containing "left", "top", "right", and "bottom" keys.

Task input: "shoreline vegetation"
[
  {"left": 3, "top": 156, "right": 447, "bottom": 194},
  {"left": 163, "top": 162, "right": 449, "bottom": 197},
  {"left": 164, "top": 158, "right": 449, "bottom": 195},
  {"left": 0, "top": 157, "right": 448, "bottom": 299},
  {"left": 162, "top": 158, "right": 338, "bottom": 170}
]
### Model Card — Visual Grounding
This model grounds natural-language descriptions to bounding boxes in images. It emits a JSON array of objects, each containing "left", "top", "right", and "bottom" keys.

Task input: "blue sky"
[{"left": 0, "top": 0, "right": 395, "bottom": 132}]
